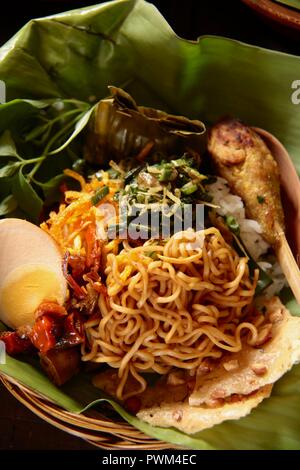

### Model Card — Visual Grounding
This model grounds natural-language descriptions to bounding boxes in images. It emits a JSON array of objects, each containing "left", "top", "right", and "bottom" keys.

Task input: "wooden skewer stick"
[
  {"left": 254, "top": 128, "right": 300, "bottom": 305},
  {"left": 275, "top": 221, "right": 300, "bottom": 304}
]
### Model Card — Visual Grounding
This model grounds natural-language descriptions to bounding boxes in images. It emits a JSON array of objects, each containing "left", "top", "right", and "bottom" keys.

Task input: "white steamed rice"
[{"left": 208, "top": 177, "right": 287, "bottom": 297}]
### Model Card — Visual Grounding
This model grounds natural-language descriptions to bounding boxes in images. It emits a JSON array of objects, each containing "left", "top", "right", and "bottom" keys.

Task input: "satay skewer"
[
  {"left": 274, "top": 221, "right": 300, "bottom": 304},
  {"left": 255, "top": 128, "right": 300, "bottom": 304},
  {"left": 208, "top": 119, "right": 300, "bottom": 304}
]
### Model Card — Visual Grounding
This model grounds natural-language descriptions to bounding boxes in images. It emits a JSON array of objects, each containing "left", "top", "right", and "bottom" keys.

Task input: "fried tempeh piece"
[{"left": 208, "top": 118, "right": 285, "bottom": 245}]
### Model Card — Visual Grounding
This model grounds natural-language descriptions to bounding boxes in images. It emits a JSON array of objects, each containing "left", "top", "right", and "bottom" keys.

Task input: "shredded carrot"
[
  {"left": 64, "top": 169, "right": 87, "bottom": 190},
  {"left": 41, "top": 170, "right": 123, "bottom": 272},
  {"left": 85, "top": 223, "right": 97, "bottom": 269}
]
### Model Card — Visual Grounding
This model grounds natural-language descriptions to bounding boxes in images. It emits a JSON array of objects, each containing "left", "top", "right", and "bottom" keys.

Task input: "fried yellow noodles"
[
  {"left": 40, "top": 168, "right": 271, "bottom": 401},
  {"left": 81, "top": 227, "right": 264, "bottom": 400}
]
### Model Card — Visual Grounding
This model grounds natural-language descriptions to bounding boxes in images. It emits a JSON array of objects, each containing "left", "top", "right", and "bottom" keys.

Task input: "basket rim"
[{"left": 0, "top": 372, "right": 179, "bottom": 450}]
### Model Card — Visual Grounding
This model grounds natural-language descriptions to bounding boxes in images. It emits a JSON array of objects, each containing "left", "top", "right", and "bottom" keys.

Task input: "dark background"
[{"left": 0, "top": 0, "right": 299, "bottom": 451}]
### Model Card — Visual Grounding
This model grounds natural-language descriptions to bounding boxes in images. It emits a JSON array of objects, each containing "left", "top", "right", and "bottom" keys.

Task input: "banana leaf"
[
  {"left": 85, "top": 86, "right": 206, "bottom": 165},
  {"left": 1, "top": 0, "right": 300, "bottom": 450},
  {"left": 273, "top": 0, "right": 300, "bottom": 10}
]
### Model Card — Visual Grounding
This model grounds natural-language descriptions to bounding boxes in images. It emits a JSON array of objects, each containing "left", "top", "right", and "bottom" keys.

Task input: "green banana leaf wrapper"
[
  {"left": 1, "top": 0, "right": 300, "bottom": 450},
  {"left": 273, "top": 0, "right": 300, "bottom": 10}
]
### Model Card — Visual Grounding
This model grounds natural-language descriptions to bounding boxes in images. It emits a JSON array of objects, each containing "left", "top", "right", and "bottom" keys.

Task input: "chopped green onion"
[
  {"left": 158, "top": 165, "right": 177, "bottom": 182},
  {"left": 107, "top": 168, "right": 120, "bottom": 179},
  {"left": 175, "top": 155, "right": 195, "bottom": 167},
  {"left": 225, "top": 215, "right": 240, "bottom": 235},
  {"left": 125, "top": 184, "right": 137, "bottom": 195},
  {"left": 181, "top": 181, "right": 198, "bottom": 195},
  {"left": 91, "top": 185, "right": 109, "bottom": 205},
  {"left": 94, "top": 171, "right": 103, "bottom": 181},
  {"left": 113, "top": 190, "right": 120, "bottom": 201},
  {"left": 147, "top": 165, "right": 161, "bottom": 174},
  {"left": 171, "top": 158, "right": 191, "bottom": 167},
  {"left": 257, "top": 195, "right": 265, "bottom": 204},
  {"left": 184, "top": 167, "right": 206, "bottom": 181}
]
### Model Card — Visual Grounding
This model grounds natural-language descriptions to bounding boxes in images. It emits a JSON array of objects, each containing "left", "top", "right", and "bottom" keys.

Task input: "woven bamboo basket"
[{"left": 0, "top": 373, "right": 177, "bottom": 450}]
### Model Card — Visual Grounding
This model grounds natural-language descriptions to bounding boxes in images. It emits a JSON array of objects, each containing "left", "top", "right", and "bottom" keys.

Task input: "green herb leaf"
[
  {"left": 0, "top": 99, "right": 49, "bottom": 135},
  {"left": 91, "top": 185, "right": 109, "bottom": 205},
  {"left": 25, "top": 122, "right": 51, "bottom": 143},
  {"left": 48, "top": 105, "right": 94, "bottom": 155},
  {"left": 12, "top": 168, "right": 43, "bottom": 222},
  {"left": 0, "top": 161, "right": 21, "bottom": 178},
  {"left": 0, "top": 131, "right": 21, "bottom": 159},
  {"left": 0, "top": 194, "right": 18, "bottom": 216}
]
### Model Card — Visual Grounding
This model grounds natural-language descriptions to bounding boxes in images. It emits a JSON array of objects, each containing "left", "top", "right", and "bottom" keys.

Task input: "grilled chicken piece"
[{"left": 208, "top": 118, "right": 285, "bottom": 245}]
